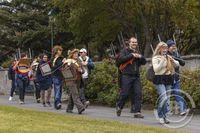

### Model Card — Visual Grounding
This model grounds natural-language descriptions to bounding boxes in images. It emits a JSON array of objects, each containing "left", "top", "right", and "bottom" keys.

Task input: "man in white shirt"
[{"left": 79, "top": 48, "right": 94, "bottom": 106}]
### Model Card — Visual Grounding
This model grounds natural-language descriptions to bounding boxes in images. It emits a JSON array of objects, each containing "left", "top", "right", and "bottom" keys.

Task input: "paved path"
[{"left": 0, "top": 95, "right": 200, "bottom": 133}]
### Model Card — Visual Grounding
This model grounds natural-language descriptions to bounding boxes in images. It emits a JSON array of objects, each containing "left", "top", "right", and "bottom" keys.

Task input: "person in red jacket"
[{"left": 13, "top": 53, "right": 31, "bottom": 104}]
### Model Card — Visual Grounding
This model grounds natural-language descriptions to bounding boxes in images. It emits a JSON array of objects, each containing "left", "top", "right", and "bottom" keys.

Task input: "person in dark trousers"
[
  {"left": 31, "top": 56, "right": 41, "bottom": 103},
  {"left": 51, "top": 45, "right": 66, "bottom": 110},
  {"left": 8, "top": 60, "right": 17, "bottom": 101},
  {"left": 79, "top": 48, "right": 94, "bottom": 106},
  {"left": 13, "top": 53, "right": 30, "bottom": 104},
  {"left": 116, "top": 37, "right": 146, "bottom": 118},
  {"left": 167, "top": 40, "right": 188, "bottom": 116},
  {"left": 36, "top": 54, "right": 52, "bottom": 107}
]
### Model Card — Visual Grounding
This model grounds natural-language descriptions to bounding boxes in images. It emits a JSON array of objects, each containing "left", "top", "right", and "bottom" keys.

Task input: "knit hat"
[{"left": 166, "top": 40, "right": 176, "bottom": 48}]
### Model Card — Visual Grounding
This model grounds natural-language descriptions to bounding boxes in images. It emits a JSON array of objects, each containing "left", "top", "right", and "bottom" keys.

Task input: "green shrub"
[
  {"left": 87, "top": 59, "right": 119, "bottom": 106},
  {"left": 181, "top": 69, "right": 200, "bottom": 107},
  {"left": 140, "top": 67, "right": 158, "bottom": 105},
  {"left": 1, "top": 59, "right": 12, "bottom": 68}
]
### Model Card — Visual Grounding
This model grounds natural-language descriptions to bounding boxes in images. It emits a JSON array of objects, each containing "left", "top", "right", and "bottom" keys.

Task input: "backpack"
[{"left": 146, "top": 65, "right": 155, "bottom": 82}]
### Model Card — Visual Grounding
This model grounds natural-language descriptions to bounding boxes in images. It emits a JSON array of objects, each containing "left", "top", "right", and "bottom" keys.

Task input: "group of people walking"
[
  {"left": 115, "top": 37, "right": 187, "bottom": 124},
  {"left": 7, "top": 36, "right": 187, "bottom": 123},
  {"left": 8, "top": 46, "right": 94, "bottom": 114}
]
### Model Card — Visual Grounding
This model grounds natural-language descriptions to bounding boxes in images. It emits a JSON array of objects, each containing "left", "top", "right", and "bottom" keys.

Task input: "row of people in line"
[
  {"left": 115, "top": 37, "right": 187, "bottom": 124},
  {"left": 8, "top": 47, "right": 94, "bottom": 114},
  {"left": 7, "top": 37, "right": 187, "bottom": 123}
]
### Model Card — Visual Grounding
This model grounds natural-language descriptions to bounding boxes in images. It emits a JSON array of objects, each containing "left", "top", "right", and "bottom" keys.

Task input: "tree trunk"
[{"left": 140, "top": 13, "right": 151, "bottom": 58}]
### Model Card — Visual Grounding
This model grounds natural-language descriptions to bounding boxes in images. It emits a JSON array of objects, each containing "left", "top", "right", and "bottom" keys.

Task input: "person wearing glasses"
[
  {"left": 116, "top": 37, "right": 146, "bottom": 118},
  {"left": 79, "top": 48, "right": 94, "bottom": 107}
]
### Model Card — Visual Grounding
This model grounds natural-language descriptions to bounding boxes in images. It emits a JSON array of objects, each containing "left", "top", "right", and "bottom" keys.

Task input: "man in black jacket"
[
  {"left": 167, "top": 40, "right": 187, "bottom": 116},
  {"left": 116, "top": 37, "right": 146, "bottom": 118}
]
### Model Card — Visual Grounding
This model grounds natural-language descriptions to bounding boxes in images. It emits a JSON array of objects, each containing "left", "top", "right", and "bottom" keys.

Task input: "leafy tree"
[
  {"left": 53, "top": 0, "right": 200, "bottom": 59},
  {"left": 0, "top": 0, "right": 52, "bottom": 62}
]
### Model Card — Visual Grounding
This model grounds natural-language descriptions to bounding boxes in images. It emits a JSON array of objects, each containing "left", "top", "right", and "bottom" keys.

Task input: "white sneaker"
[
  {"left": 180, "top": 111, "right": 186, "bottom": 116},
  {"left": 159, "top": 118, "right": 165, "bottom": 124},
  {"left": 9, "top": 96, "right": 13, "bottom": 101},
  {"left": 180, "top": 109, "right": 190, "bottom": 116},
  {"left": 84, "top": 101, "right": 90, "bottom": 108},
  {"left": 19, "top": 100, "right": 24, "bottom": 104}
]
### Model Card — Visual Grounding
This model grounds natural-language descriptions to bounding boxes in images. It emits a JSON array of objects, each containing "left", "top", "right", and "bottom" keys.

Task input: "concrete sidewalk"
[{"left": 0, "top": 95, "right": 199, "bottom": 133}]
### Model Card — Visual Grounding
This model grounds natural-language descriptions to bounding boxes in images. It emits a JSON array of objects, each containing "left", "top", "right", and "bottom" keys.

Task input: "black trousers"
[
  {"left": 10, "top": 79, "right": 16, "bottom": 97},
  {"left": 117, "top": 75, "right": 142, "bottom": 113},
  {"left": 34, "top": 80, "right": 40, "bottom": 100},
  {"left": 17, "top": 78, "right": 29, "bottom": 101},
  {"left": 79, "top": 78, "right": 88, "bottom": 103}
]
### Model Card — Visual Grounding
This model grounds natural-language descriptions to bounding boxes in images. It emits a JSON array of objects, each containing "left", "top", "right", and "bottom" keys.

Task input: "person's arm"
[
  {"left": 152, "top": 56, "right": 166, "bottom": 73},
  {"left": 87, "top": 58, "right": 95, "bottom": 70},
  {"left": 12, "top": 61, "right": 19, "bottom": 70},
  {"left": 51, "top": 57, "right": 64, "bottom": 71},
  {"left": 138, "top": 55, "right": 146, "bottom": 65},
  {"left": 167, "top": 55, "right": 180, "bottom": 67},
  {"left": 118, "top": 49, "right": 134, "bottom": 65},
  {"left": 172, "top": 59, "right": 180, "bottom": 67},
  {"left": 175, "top": 56, "right": 185, "bottom": 66}
]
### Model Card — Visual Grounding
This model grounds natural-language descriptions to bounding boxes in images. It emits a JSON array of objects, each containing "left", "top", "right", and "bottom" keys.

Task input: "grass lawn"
[{"left": 0, "top": 106, "right": 182, "bottom": 133}]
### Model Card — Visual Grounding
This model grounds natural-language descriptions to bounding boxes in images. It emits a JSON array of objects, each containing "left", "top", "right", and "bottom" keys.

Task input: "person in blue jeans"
[
  {"left": 167, "top": 40, "right": 187, "bottom": 115},
  {"left": 152, "top": 42, "right": 179, "bottom": 124},
  {"left": 51, "top": 45, "right": 66, "bottom": 109}
]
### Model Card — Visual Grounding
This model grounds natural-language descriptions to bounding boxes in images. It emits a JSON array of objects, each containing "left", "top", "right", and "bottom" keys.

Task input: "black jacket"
[
  {"left": 168, "top": 52, "right": 185, "bottom": 81},
  {"left": 8, "top": 65, "right": 15, "bottom": 80},
  {"left": 117, "top": 48, "right": 146, "bottom": 76},
  {"left": 51, "top": 56, "right": 64, "bottom": 79}
]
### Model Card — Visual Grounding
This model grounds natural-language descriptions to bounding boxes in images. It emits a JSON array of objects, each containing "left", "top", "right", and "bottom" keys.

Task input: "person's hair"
[
  {"left": 52, "top": 45, "right": 63, "bottom": 57},
  {"left": 128, "top": 37, "right": 137, "bottom": 43},
  {"left": 68, "top": 49, "right": 79, "bottom": 59},
  {"left": 128, "top": 36, "right": 140, "bottom": 52},
  {"left": 21, "top": 53, "right": 27, "bottom": 58},
  {"left": 153, "top": 42, "right": 168, "bottom": 56},
  {"left": 153, "top": 41, "right": 174, "bottom": 73},
  {"left": 39, "top": 53, "right": 48, "bottom": 60}
]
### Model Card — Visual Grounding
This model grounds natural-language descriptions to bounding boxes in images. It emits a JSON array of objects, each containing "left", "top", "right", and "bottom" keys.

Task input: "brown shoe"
[{"left": 134, "top": 113, "right": 144, "bottom": 119}]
